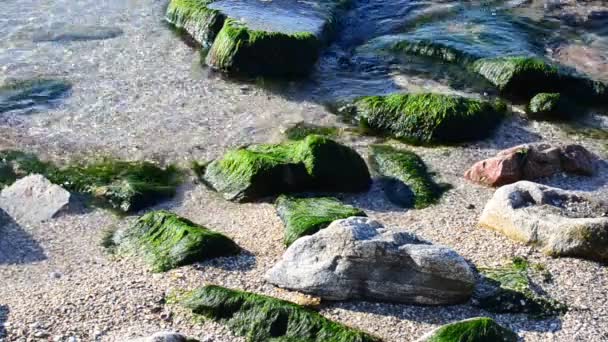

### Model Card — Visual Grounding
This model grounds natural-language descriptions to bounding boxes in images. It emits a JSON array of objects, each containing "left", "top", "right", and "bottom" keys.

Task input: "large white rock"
[
  {"left": 479, "top": 181, "right": 608, "bottom": 261},
  {"left": 266, "top": 217, "right": 475, "bottom": 305},
  {"left": 0, "top": 174, "right": 70, "bottom": 224}
]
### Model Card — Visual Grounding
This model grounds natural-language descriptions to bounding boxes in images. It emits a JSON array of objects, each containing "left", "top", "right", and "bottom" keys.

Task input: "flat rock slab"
[
  {"left": 266, "top": 217, "right": 475, "bottom": 304},
  {"left": 479, "top": 181, "right": 608, "bottom": 261},
  {"left": 0, "top": 174, "right": 70, "bottom": 224}
]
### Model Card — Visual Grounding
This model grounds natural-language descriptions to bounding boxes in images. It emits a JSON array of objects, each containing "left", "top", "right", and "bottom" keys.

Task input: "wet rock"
[
  {"left": 527, "top": 92, "right": 579, "bottom": 120},
  {"left": 369, "top": 145, "right": 449, "bottom": 208},
  {"left": 0, "top": 174, "right": 70, "bottom": 224},
  {"left": 199, "top": 135, "right": 371, "bottom": 202},
  {"left": 128, "top": 331, "right": 196, "bottom": 342},
  {"left": 553, "top": 44, "right": 608, "bottom": 83},
  {"left": 275, "top": 195, "right": 366, "bottom": 246},
  {"left": 182, "top": 285, "right": 380, "bottom": 342},
  {"left": 473, "top": 257, "right": 567, "bottom": 317},
  {"left": 166, "top": 0, "right": 345, "bottom": 76},
  {"left": 115, "top": 210, "right": 240, "bottom": 272},
  {"left": 347, "top": 93, "right": 506, "bottom": 144},
  {"left": 415, "top": 317, "right": 518, "bottom": 342},
  {"left": 0, "top": 79, "right": 71, "bottom": 114},
  {"left": 464, "top": 143, "right": 596, "bottom": 187},
  {"left": 32, "top": 24, "right": 123, "bottom": 42},
  {"left": 478, "top": 181, "right": 608, "bottom": 261},
  {"left": 266, "top": 217, "right": 475, "bottom": 304},
  {"left": 284, "top": 122, "right": 339, "bottom": 141}
]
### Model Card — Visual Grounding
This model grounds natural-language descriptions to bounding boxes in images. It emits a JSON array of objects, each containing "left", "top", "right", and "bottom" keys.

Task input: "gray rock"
[
  {"left": 479, "top": 181, "right": 608, "bottom": 261},
  {"left": 0, "top": 174, "right": 70, "bottom": 224},
  {"left": 128, "top": 331, "right": 196, "bottom": 342},
  {"left": 266, "top": 217, "right": 475, "bottom": 304}
]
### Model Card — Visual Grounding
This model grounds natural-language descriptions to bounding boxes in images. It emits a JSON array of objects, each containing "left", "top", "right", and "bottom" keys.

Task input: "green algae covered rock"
[
  {"left": 369, "top": 145, "right": 448, "bottom": 209},
  {"left": 390, "top": 39, "right": 475, "bottom": 65},
  {"left": 417, "top": 317, "right": 517, "bottom": 342},
  {"left": 350, "top": 93, "right": 505, "bottom": 144},
  {"left": 182, "top": 285, "right": 381, "bottom": 342},
  {"left": 165, "top": 0, "right": 226, "bottom": 45},
  {"left": 473, "top": 257, "right": 567, "bottom": 317},
  {"left": 276, "top": 195, "right": 366, "bottom": 246},
  {"left": 284, "top": 122, "right": 339, "bottom": 141},
  {"left": 527, "top": 92, "right": 579, "bottom": 120},
  {"left": 0, "top": 150, "right": 181, "bottom": 212},
  {"left": 118, "top": 211, "right": 239, "bottom": 272},
  {"left": 200, "top": 135, "right": 371, "bottom": 202},
  {"left": 0, "top": 78, "right": 71, "bottom": 113}
]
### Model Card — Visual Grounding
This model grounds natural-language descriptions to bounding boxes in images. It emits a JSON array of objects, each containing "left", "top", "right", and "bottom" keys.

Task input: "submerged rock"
[
  {"left": 32, "top": 23, "right": 123, "bottom": 42},
  {"left": 526, "top": 92, "right": 579, "bottom": 120},
  {"left": 284, "top": 122, "right": 339, "bottom": 141},
  {"left": 200, "top": 135, "right": 371, "bottom": 202},
  {"left": 266, "top": 217, "right": 475, "bottom": 304},
  {"left": 0, "top": 174, "right": 70, "bottom": 224},
  {"left": 347, "top": 93, "right": 506, "bottom": 144},
  {"left": 182, "top": 285, "right": 381, "bottom": 342},
  {"left": 116, "top": 211, "right": 240, "bottom": 272},
  {"left": 473, "top": 257, "right": 567, "bottom": 317},
  {"left": 0, "top": 79, "right": 71, "bottom": 113},
  {"left": 464, "top": 143, "right": 596, "bottom": 187},
  {"left": 166, "top": 0, "right": 345, "bottom": 76},
  {"left": 275, "top": 195, "right": 366, "bottom": 246},
  {"left": 416, "top": 317, "right": 517, "bottom": 342},
  {"left": 370, "top": 145, "right": 449, "bottom": 208},
  {"left": 479, "top": 181, "right": 608, "bottom": 261}
]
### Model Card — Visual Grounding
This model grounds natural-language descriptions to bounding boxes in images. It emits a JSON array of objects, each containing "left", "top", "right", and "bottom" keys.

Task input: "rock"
[
  {"left": 266, "top": 217, "right": 475, "bottom": 304},
  {"left": 473, "top": 257, "right": 567, "bottom": 317},
  {"left": 527, "top": 93, "right": 579, "bottom": 120},
  {"left": 415, "top": 317, "right": 518, "bottom": 342},
  {"left": 199, "top": 135, "right": 371, "bottom": 202},
  {"left": 115, "top": 210, "right": 240, "bottom": 272},
  {"left": 128, "top": 331, "right": 196, "bottom": 342},
  {"left": 0, "top": 78, "right": 71, "bottom": 114},
  {"left": 369, "top": 145, "right": 449, "bottom": 208},
  {"left": 478, "top": 181, "right": 608, "bottom": 261},
  {"left": 275, "top": 195, "right": 366, "bottom": 246},
  {"left": 346, "top": 93, "right": 506, "bottom": 144},
  {"left": 464, "top": 143, "right": 596, "bottom": 187},
  {"left": 0, "top": 174, "right": 70, "bottom": 224},
  {"left": 166, "top": 0, "right": 345, "bottom": 76},
  {"left": 182, "top": 285, "right": 380, "bottom": 342},
  {"left": 284, "top": 122, "right": 339, "bottom": 141},
  {"left": 32, "top": 24, "right": 123, "bottom": 42}
]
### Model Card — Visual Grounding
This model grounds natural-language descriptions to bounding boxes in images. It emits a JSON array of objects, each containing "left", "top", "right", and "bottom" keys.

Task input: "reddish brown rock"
[{"left": 465, "top": 143, "right": 597, "bottom": 187}]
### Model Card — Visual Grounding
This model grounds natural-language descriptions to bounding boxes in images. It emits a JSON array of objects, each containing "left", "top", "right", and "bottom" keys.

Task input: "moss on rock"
[
  {"left": 284, "top": 122, "right": 339, "bottom": 141},
  {"left": 0, "top": 150, "right": 181, "bottom": 212},
  {"left": 391, "top": 39, "right": 476, "bottom": 65},
  {"left": 474, "top": 257, "right": 567, "bottom": 317},
  {"left": 0, "top": 78, "right": 71, "bottom": 113},
  {"left": 201, "top": 135, "right": 371, "bottom": 202},
  {"left": 182, "top": 285, "right": 381, "bottom": 342},
  {"left": 421, "top": 317, "right": 517, "bottom": 342},
  {"left": 351, "top": 93, "right": 505, "bottom": 144},
  {"left": 119, "top": 211, "right": 239, "bottom": 272},
  {"left": 165, "top": 0, "right": 226, "bottom": 45},
  {"left": 205, "top": 19, "right": 320, "bottom": 76},
  {"left": 276, "top": 195, "right": 366, "bottom": 246},
  {"left": 369, "top": 145, "right": 449, "bottom": 209},
  {"left": 526, "top": 93, "right": 579, "bottom": 120}
]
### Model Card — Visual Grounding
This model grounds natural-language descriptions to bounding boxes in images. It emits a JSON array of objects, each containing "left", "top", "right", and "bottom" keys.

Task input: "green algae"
[
  {"left": 423, "top": 317, "right": 517, "bottom": 342},
  {"left": 0, "top": 78, "right": 71, "bottom": 113},
  {"left": 391, "top": 39, "right": 476, "bottom": 65},
  {"left": 275, "top": 195, "right": 366, "bottom": 246},
  {"left": 351, "top": 93, "right": 506, "bottom": 145},
  {"left": 0, "top": 150, "right": 181, "bottom": 213},
  {"left": 182, "top": 285, "right": 381, "bottom": 342},
  {"left": 526, "top": 92, "right": 580, "bottom": 120},
  {"left": 206, "top": 19, "right": 320, "bottom": 76},
  {"left": 369, "top": 145, "right": 449, "bottom": 209},
  {"left": 201, "top": 135, "right": 371, "bottom": 202},
  {"left": 119, "top": 211, "right": 239, "bottom": 272},
  {"left": 284, "top": 122, "right": 340, "bottom": 141},
  {"left": 475, "top": 257, "right": 567, "bottom": 317},
  {"left": 165, "top": 0, "right": 225, "bottom": 45}
]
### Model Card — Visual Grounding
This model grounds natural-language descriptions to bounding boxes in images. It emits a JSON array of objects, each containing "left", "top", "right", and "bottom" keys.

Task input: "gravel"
[{"left": 1, "top": 0, "right": 608, "bottom": 341}]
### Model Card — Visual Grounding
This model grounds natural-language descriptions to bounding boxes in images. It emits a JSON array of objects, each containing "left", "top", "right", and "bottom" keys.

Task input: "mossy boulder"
[
  {"left": 200, "top": 135, "right": 371, "bottom": 202},
  {"left": 390, "top": 39, "right": 475, "bottom": 65},
  {"left": 284, "top": 122, "right": 339, "bottom": 141},
  {"left": 0, "top": 150, "right": 181, "bottom": 212},
  {"left": 526, "top": 93, "right": 579, "bottom": 120},
  {"left": 182, "top": 285, "right": 381, "bottom": 342},
  {"left": 369, "top": 145, "right": 449, "bottom": 209},
  {"left": 117, "top": 211, "right": 239, "bottom": 272},
  {"left": 0, "top": 78, "right": 71, "bottom": 113},
  {"left": 348, "top": 93, "right": 506, "bottom": 144},
  {"left": 276, "top": 195, "right": 366, "bottom": 246},
  {"left": 417, "top": 317, "right": 517, "bottom": 342},
  {"left": 473, "top": 257, "right": 567, "bottom": 317}
]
